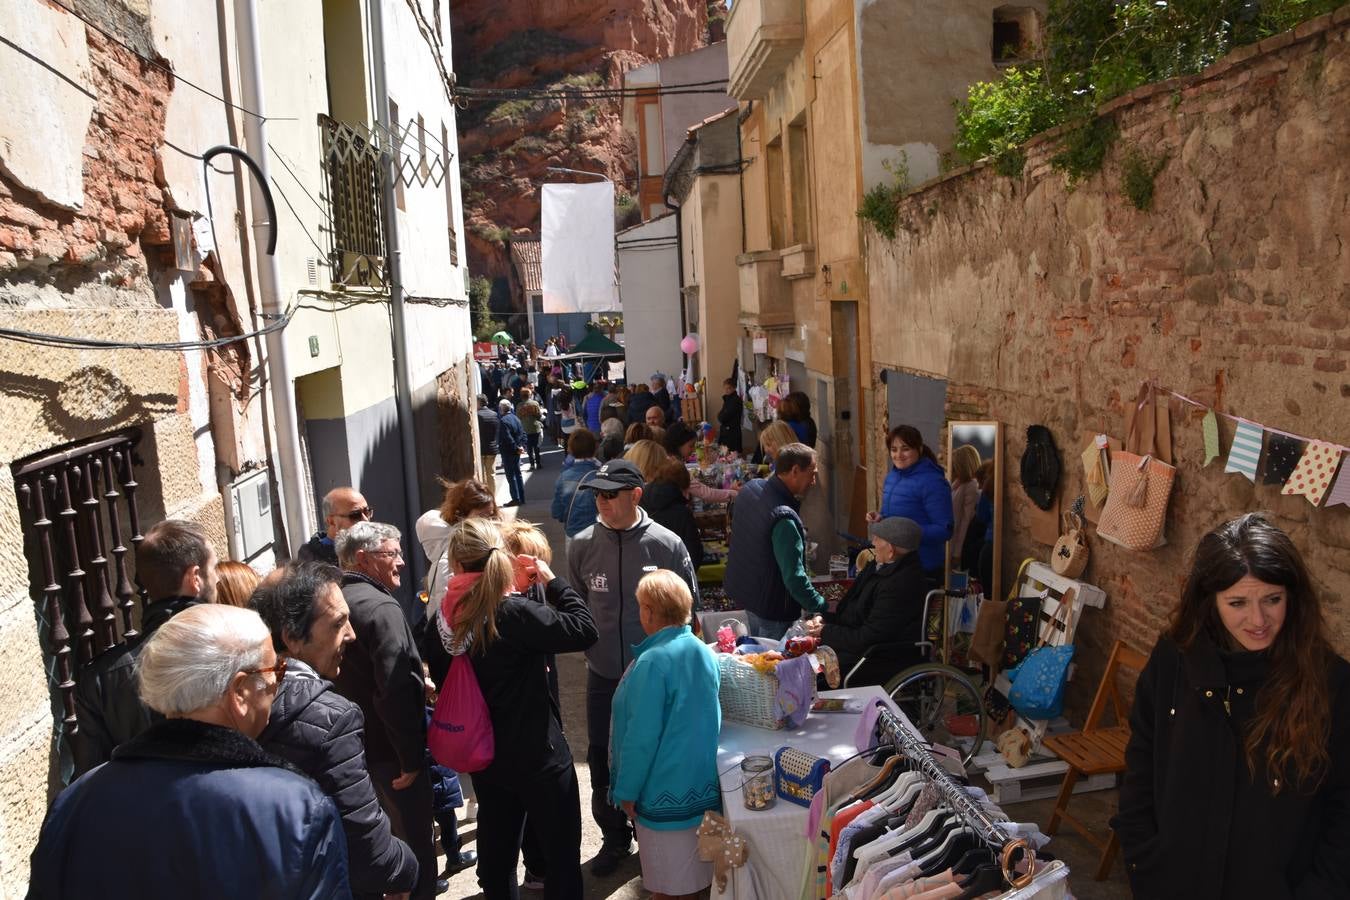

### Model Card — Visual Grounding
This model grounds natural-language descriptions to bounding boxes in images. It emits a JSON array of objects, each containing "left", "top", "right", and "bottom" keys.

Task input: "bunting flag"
[
  {"left": 1202, "top": 410, "right": 1220, "bottom": 466},
  {"left": 1323, "top": 454, "right": 1350, "bottom": 509},
  {"left": 1282, "top": 441, "right": 1344, "bottom": 507},
  {"left": 1262, "top": 434, "right": 1304, "bottom": 485},
  {"left": 1224, "top": 421, "right": 1264, "bottom": 482}
]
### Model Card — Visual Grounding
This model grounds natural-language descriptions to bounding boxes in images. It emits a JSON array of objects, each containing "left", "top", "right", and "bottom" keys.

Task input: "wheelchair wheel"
[{"left": 882, "top": 663, "right": 987, "bottom": 768}]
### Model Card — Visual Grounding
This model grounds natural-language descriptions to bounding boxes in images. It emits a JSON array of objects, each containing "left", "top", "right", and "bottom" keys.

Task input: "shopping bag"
[
  {"left": 427, "top": 654, "right": 494, "bottom": 772},
  {"left": 969, "top": 599, "right": 1007, "bottom": 669},
  {"left": 1098, "top": 453, "right": 1175, "bottom": 551},
  {"left": 1051, "top": 511, "right": 1089, "bottom": 578}
]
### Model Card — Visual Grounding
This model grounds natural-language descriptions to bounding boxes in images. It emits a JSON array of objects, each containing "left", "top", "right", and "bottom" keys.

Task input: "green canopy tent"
[{"left": 554, "top": 329, "right": 624, "bottom": 383}]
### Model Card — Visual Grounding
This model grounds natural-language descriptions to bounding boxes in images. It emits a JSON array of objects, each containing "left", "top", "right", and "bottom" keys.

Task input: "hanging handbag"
[
  {"left": 1098, "top": 383, "right": 1176, "bottom": 551},
  {"left": 969, "top": 599, "right": 1008, "bottom": 669},
  {"left": 1004, "top": 594, "right": 1075, "bottom": 720},
  {"left": 427, "top": 652, "right": 494, "bottom": 773},
  {"left": 1051, "top": 511, "right": 1089, "bottom": 578}
]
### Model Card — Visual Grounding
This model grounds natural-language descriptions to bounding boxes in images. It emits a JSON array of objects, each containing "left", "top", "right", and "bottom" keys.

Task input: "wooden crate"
[{"left": 982, "top": 759, "right": 1117, "bottom": 805}]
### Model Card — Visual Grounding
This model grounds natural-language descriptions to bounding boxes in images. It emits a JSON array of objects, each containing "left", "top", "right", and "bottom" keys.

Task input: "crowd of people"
[{"left": 30, "top": 359, "right": 1350, "bottom": 900}]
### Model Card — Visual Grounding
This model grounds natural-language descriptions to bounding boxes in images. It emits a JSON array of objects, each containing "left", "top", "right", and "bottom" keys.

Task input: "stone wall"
[{"left": 866, "top": 10, "right": 1350, "bottom": 711}]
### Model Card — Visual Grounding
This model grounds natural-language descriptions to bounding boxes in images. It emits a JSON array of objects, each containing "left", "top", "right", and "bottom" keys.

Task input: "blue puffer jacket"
[
  {"left": 610, "top": 625, "right": 722, "bottom": 830},
  {"left": 30, "top": 718, "right": 350, "bottom": 899},
  {"left": 551, "top": 457, "right": 601, "bottom": 537},
  {"left": 880, "top": 456, "right": 954, "bottom": 572}
]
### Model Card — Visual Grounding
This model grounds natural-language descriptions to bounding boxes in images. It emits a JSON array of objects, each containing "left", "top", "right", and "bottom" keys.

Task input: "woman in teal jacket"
[{"left": 610, "top": 570, "right": 721, "bottom": 900}]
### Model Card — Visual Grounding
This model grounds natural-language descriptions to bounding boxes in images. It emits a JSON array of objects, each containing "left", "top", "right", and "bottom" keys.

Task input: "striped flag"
[{"left": 1223, "top": 421, "right": 1263, "bottom": 482}]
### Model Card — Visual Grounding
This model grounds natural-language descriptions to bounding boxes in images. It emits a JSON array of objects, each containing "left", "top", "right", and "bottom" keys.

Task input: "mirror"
[{"left": 946, "top": 421, "right": 1003, "bottom": 606}]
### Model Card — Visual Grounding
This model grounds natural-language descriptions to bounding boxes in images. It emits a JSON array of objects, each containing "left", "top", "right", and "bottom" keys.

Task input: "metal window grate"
[
  {"left": 13, "top": 429, "right": 147, "bottom": 736},
  {"left": 319, "top": 114, "right": 390, "bottom": 289}
]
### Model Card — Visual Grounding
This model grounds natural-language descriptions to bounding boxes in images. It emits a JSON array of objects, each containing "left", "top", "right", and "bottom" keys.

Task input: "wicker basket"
[{"left": 717, "top": 654, "right": 786, "bottom": 730}]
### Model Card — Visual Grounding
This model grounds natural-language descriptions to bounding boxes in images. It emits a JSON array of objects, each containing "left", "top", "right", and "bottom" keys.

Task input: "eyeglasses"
[
  {"left": 336, "top": 506, "right": 374, "bottom": 521},
  {"left": 595, "top": 488, "right": 633, "bottom": 501},
  {"left": 245, "top": 658, "right": 288, "bottom": 688},
  {"left": 368, "top": 549, "right": 404, "bottom": 560}
]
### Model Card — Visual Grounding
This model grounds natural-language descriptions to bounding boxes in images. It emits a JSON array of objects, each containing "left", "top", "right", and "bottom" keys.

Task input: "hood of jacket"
[{"left": 640, "top": 480, "right": 687, "bottom": 515}]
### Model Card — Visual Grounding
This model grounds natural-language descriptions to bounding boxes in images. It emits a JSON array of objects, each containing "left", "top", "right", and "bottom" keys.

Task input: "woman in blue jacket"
[
  {"left": 869, "top": 424, "right": 953, "bottom": 582},
  {"left": 610, "top": 570, "right": 721, "bottom": 900}
]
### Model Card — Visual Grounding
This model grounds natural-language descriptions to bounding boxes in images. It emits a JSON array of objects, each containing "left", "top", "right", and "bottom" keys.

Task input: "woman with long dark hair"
[
  {"left": 1114, "top": 513, "right": 1350, "bottom": 898},
  {"left": 868, "top": 425, "right": 953, "bottom": 582}
]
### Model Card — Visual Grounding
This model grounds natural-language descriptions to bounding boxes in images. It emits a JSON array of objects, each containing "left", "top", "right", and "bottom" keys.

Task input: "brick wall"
[
  {"left": 0, "top": 29, "right": 172, "bottom": 282},
  {"left": 866, "top": 9, "right": 1350, "bottom": 714}
]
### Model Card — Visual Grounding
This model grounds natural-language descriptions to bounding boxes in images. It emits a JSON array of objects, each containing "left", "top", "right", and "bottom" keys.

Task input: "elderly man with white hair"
[
  {"left": 333, "top": 521, "right": 438, "bottom": 900},
  {"left": 29, "top": 604, "right": 350, "bottom": 899}
]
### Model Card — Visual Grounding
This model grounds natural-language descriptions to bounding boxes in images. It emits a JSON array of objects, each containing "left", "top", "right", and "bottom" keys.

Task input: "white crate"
[{"left": 983, "top": 759, "right": 1117, "bottom": 804}]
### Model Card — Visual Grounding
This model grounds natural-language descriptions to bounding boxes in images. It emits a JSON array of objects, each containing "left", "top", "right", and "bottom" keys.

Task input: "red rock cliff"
[{"left": 451, "top": 0, "right": 711, "bottom": 287}]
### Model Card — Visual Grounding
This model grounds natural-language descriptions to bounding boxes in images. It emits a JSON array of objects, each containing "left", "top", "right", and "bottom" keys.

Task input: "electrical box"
[{"left": 230, "top": 468, "right": 275, "bottom": 562}]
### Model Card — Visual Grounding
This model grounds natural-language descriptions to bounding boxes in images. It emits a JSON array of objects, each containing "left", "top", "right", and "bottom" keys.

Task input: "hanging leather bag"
[{"left": 1098, "top": 383, "right": 1176, "bottom": 551}]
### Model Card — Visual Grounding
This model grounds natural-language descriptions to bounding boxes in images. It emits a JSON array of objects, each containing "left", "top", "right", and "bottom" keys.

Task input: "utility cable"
[{"left": 0, "top": 296, "right": 298, "bottom": 351}]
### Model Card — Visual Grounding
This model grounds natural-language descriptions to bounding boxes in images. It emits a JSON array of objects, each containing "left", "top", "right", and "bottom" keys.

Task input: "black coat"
[
  {"left": 820, "top": 553, "right": 927, "bottom": 687},
  {"left": 642, "top": 480, "right": 704, "bottom": 569},
  {"left": 1114, "top": 635, "right": 1350, "bottom": 899},
  {"left": 476, "top": 407, "right": 500, "bottom": 456},
  {"left": 333, "top": 573, "right": 427, "bottom": 775},
  {"left": 258, "top": 659, "right": 418, "bottom": 895},
  {"left": 297, "top": 531, "right": 339, "bottom": 564},
  {"left": 716, "top": 392, "right": 744, "bottom": 452},
  {"left": 650, "top": 387, "right": 673, "bottom": 424},
  {"left": 30, "top": 719, "right": 350, "bottom": 899},
  {"left": 71, "top": 596, "right": 200, "bottom": 777},
  {"left": 467, "top": 577, "right": 596, "bottom": 782}
]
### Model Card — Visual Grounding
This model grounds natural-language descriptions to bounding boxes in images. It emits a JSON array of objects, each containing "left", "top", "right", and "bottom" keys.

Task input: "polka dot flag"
[{"left": 1282, "top": 441, "right": 1345, "bottom": 507}]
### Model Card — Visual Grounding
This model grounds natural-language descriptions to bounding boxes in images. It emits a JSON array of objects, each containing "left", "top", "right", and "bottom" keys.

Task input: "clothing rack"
[{"left": 876, "top": 708, "right": 1037, "bottom": 889}]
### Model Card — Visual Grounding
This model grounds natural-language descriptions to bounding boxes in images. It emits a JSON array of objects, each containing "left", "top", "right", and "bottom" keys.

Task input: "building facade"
[{"left": 0, "top": 0, "right": 473, "bottom": 889}]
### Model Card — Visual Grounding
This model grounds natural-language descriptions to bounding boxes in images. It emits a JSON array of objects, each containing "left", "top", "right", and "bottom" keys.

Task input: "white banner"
[{"left": 541, "top": 182, "right": 618, "bottom": 313}]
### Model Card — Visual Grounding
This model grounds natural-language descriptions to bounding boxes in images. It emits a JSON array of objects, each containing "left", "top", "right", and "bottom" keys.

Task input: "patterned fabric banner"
[
  {"left": 1202, "top": 410, "right": 1220, "bottom": 466},
  {"left": 1324, "top": 454, "right": 1350, "bottom": 509},
  {"left": 1263, "top": 434, "right": 1304, "bottom": 485},
  {"left": 1282, "top": 441, "right": 1344, "bottom": 507},
  {"left": 1224, "top": 421, "right": 1264, "bottom": 482}
]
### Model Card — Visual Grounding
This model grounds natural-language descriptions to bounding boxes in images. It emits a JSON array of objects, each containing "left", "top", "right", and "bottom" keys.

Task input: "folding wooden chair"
[{"left": 1041, "top": 639, "right": 1148, "bottom": 880}]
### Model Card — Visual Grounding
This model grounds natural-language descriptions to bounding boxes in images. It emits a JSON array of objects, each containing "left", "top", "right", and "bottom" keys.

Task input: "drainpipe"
[
  {"left": 369, "top": 0, "right": 425, "bottom": 591},
  {"left": 234, "top": 0, "right": 311, "bottom": 554}
]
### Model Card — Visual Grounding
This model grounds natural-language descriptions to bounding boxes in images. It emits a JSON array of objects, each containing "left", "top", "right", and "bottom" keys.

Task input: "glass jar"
[{"left": 741, "top": 755, "right": 776, "bottom": 810}]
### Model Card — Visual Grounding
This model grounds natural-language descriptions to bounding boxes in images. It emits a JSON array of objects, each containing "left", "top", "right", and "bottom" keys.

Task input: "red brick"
[
  {"left": 1314, "top": 357, "right": 1347, "bottom": 373},
  {"left": 1277, "top": 351, "right": 1306, "bottom": 366},
  {"left": 1310, "top": 310, "right": 1349, "bottom": 330}
]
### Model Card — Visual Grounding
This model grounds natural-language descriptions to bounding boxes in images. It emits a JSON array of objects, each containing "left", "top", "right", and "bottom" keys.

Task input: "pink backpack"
[{"left": 428, "top": 653, "right": 494, "bottom": 772}]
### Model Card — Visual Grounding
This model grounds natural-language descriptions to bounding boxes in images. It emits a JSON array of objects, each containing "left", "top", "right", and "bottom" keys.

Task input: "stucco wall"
[
  {"left": 689, "top": 175, "right": 744, "bottom": 384},
  {"left": 865, "top": 12, "right": 1350, "bottom": 709}
]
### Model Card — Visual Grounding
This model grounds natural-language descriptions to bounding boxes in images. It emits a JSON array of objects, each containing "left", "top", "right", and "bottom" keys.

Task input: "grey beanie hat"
[{"left": 869, "top": 516, "right": 922, "bottom": 552}]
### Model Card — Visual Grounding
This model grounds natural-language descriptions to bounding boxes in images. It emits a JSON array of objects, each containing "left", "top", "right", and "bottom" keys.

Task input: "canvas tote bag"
[{"left": 1099, "top": 383, "right": 1176, "bottom": 551}]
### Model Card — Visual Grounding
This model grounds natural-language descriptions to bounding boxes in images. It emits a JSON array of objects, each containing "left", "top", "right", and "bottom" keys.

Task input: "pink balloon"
[{"left": 681, "top": 334, "right": 700, "bottom": 355}]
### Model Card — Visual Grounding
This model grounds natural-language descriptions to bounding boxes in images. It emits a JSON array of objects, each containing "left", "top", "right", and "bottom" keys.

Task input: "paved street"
[{"left": 436, "top": 439, "right": 1131, "bottom": 899}]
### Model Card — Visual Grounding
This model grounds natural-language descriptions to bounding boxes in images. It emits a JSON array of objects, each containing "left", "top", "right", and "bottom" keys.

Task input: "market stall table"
[{"left": 713, "top": 685, "right": 904, "bottom": 900}]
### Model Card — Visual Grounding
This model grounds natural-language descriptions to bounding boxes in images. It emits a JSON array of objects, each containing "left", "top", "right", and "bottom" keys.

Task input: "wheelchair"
[{"left": 840, "top": 586, "right": 987, "bottom": 767}]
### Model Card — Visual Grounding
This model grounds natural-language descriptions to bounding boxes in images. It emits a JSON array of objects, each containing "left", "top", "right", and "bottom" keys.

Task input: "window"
[
  {"left": 13, "top": 429, "right": 149, "bottom": 739},
  {"left": 993, "top": 6, "right": 1040, "bottom": 65},
  {"left": 319, "top": 114, "right": 388, "bottom": 287},
  {"left": 442, "top": 121, "right": 458, "bottom": 267},
  {"left": 766, "top": 135, "right": 786, "bottom": 250},
  {"left": 788, "top": 117, "right": 810, "bottom": 246}
]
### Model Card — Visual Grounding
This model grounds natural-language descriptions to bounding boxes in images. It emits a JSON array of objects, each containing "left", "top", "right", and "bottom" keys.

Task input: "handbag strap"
[
  {"left": 1006, "top": 557, "right": 1036, "bottom": 603},
  {"left": 1037, "top": 587, "right": 1077, "bottom": 648}
]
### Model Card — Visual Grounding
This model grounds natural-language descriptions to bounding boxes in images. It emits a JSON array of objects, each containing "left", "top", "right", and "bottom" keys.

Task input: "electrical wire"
[
  {"left": 267, "top": 176, "right": 330, "bottom": 259},
  {"left": 0, "top": 297, "right": 299, "bottom": 351},
  {"left": 39, "top": 0, "right": 295, "bottom": 122}
]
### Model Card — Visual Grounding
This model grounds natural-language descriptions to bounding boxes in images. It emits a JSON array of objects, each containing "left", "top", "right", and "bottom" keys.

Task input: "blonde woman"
[
  {"left": 438, "top": 518, "right": 598, "bottom": 898},
  {"left": 213, "top": 560, "right": 259, "bottom": 608},
  {"left": 624, "top": 439, "right": 669, "bottom": 483},
  {"left": 949, "top": 444, "right": 983, "bottom": 564},
  {"left": 610, "top": 571, "right": 721, "bottom": 900},
  {"left": 757, "top": 420, "right": 798, "bottom": 470}
]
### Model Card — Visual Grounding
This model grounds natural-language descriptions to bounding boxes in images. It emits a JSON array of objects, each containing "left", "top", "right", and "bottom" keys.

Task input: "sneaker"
[
  {"left": 589, "top": 841, "right": 633, "bottom": 877},
  {"left": 521, "top": 870, "right": 545, "bottom": 891}
]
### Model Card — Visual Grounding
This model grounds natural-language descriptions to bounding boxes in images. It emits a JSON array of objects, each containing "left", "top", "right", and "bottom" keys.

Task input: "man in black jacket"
[
  {"left": 297, "top": 486, "right": 372, "bottom": 564},
  {"left": 256, "top": 562, "right": 459, "bottom": 898},
  {"left": 716, "top": 377, "right": 744, "bottom": 452},
  {"left": 72, "top": 519, "right": 218, "bottom": 777},
  {"left": 476, "top": 394, "right": 500, "bottom": 497},
  {"left": 334, "top": 521, "right": 438, "bottom": 900}
]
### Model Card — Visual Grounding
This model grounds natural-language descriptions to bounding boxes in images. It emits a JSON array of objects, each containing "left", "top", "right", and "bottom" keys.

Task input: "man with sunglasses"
[
  {"left": 334, "top": 522, "right": 439, "bottom": 900},
  {"left": 564, "top": 459, "right": 700, "bottom": 876},
  {"left": 298, "top": 486, "right": 373, "bottom": 565}
]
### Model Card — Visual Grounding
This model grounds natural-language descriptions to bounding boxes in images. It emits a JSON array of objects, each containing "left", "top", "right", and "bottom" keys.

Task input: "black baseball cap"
[{"left": 581, "top": 460, "right": 645, "bottom": 492}]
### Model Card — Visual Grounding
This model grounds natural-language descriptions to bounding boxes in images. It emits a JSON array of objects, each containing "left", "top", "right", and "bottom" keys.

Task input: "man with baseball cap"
[
  {"left": 565, "top": 459, "right": 699, "bottom": 876},
  {"left": 804, "top": 516, "right": 929, "bottom": 686}
]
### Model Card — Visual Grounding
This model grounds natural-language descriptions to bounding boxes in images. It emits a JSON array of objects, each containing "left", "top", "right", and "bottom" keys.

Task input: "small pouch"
[{"left": 773, "top": 746, "right": 831, "bottom": 808}]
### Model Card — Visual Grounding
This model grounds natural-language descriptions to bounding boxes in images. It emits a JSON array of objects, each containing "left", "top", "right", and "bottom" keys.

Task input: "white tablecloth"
[{"left": 713, "top": 686, "right": 902, "bottom": 900}]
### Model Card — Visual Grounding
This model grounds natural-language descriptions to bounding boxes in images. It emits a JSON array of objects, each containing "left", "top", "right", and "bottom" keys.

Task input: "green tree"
[{"left": 469, "top": 275, "right": 504, "bottom": 339}]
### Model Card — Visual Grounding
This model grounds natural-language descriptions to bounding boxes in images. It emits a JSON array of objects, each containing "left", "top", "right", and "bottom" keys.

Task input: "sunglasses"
[
  {"left": 595, "top": 488, "right": 632, "bottom": 500},
  {"left": 245, "top": 657, "right": 288, "bottom": 688},
  {"left": 336, "top": 507, "right": 374, "bottom": 521}
]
